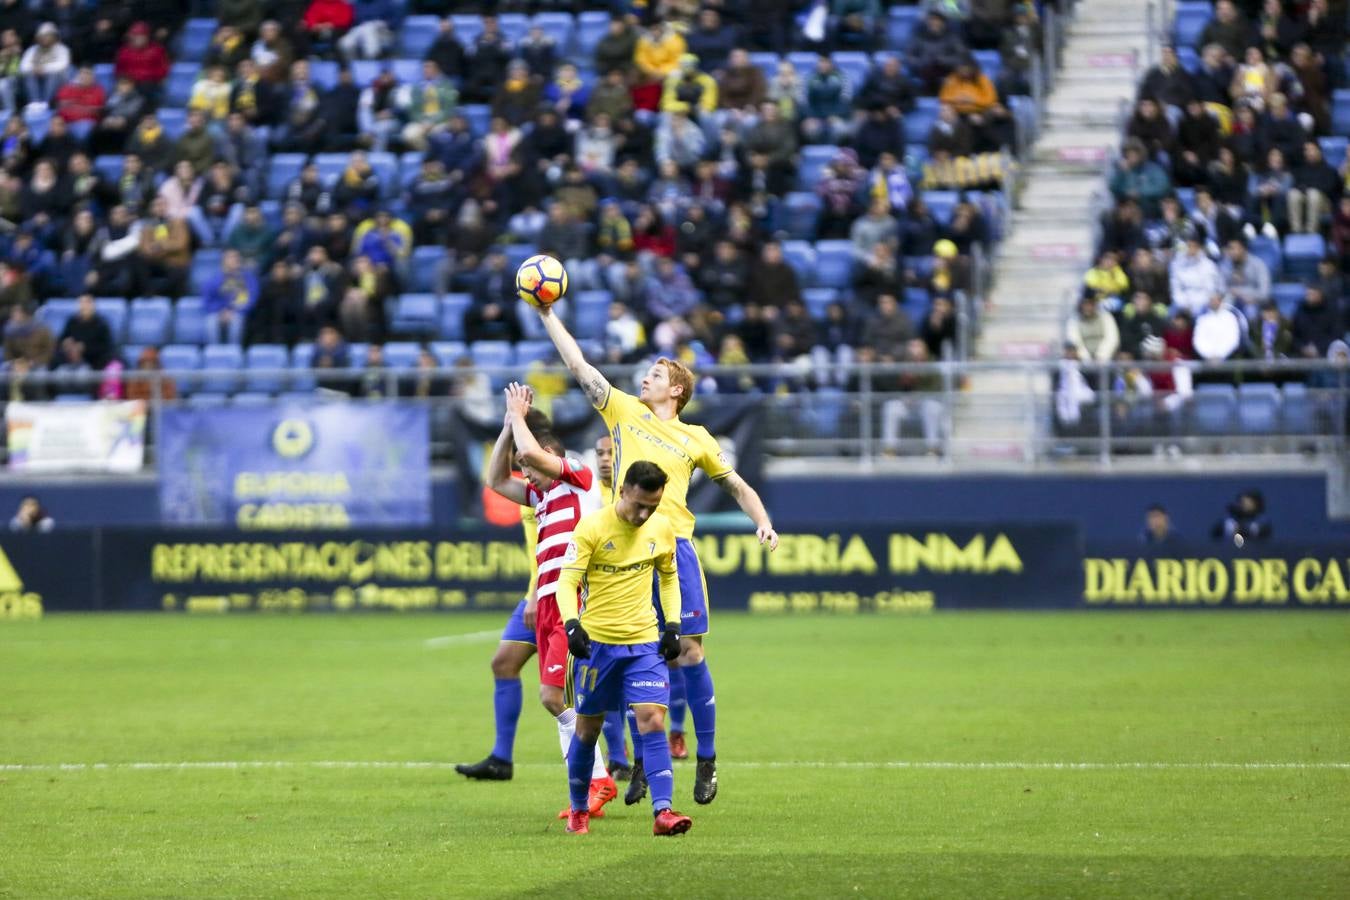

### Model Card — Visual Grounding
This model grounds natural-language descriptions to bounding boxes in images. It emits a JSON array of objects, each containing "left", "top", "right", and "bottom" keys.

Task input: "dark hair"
[
  {"left": 524, "top": 408, "right": 551, "bottom": 436},
  {"left": 623, "top": 461, "right": 667, "bottom": 492},
  {"left": 1147, "top": 503, "right": 1167, "bottom": 514},
  {"left": 535, "top": 431, "right": 565, "bottom": 455}
]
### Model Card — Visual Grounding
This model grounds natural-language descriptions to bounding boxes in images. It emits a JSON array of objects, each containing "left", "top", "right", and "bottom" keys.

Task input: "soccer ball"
[{"left": 516, "top": 254, "right": 568, "bottom": 308}]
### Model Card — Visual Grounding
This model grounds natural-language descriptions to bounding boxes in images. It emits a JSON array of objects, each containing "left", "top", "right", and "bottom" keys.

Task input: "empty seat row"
[{"left": 1191, "top": 383, "right": 1326, "bottom": 436}]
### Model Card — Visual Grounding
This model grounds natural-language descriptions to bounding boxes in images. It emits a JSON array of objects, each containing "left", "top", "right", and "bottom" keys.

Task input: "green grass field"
[{"left": 2, "top": 612, "right": 1348, "bottom": 899}]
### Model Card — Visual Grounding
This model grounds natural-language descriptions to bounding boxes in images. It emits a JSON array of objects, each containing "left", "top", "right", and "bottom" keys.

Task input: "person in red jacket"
[
  {"left": 114, "top": 22, "right": 169, "bottom": 103},
  {"left": 54, "top": 65, "right": 106, "bottom": 124},
  {"left": 302, "top": 0, "right": 354, "bottom": 58}
]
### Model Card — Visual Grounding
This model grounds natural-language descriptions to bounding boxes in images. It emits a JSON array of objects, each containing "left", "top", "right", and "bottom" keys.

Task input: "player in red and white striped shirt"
[{"left": 484, "top": 382, "right": 616, "bottom": 817}]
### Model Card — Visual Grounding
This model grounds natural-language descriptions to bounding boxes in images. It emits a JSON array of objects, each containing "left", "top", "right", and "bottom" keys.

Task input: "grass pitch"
[{"left": 1, "top": 612, "right": 1348, "bottom": 899}]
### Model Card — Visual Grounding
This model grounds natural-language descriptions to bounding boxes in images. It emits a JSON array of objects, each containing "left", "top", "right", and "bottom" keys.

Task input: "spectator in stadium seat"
[
  {"left": 1200, "top": 0, "right": 1254, "bottom": 60},
  {"left": 189, "top": 65, "right": 234, "bottom": 128},
  {"left": 357, "top": 68, "right": 404, "bottom": 154},
  {"left": 1219, "top": 238, "right": 1271, "bottom": 315},
  {"left": 575, "top": 112, "right": 618, "bottom": 175},
  {"left": 1109, "top": 139, "right": 1171, "bottom": 218},
  {"left": 0, "top": 29, "right": 22, "bottom": 114},
  {"left": 55, "top": 64, "right": 105, "bottom": 125},
  {"left": 748, "top": 241, "right": 802, "bottom": 309},
  {"left": 1205, "top": 146, "right": 1248, "bottom": 212},
  {"left": 816, "top": 150, "right": 865, "bottom": 239},
  {"left": 1291, "top": 286, "right": 1341, "bottom": 359},
  {"left": 269, "top": 203, "right": 313, "bottom": 269},
  {"left": 204, "top": 25, "right": 251, "bottom": 72},
  {"left": 603, "top": 301, "right": 646, "bottom": 364},
  {"left": 854, "top": 106, "right": 903, "bottom": 169},
  {"left": 134, "top": 195, "right": 190, "bottom": 298},
  {"left": 272, "top": 60, "right": 325, "bottom": 154},
  {"left": 1140, "top": 504, "right": 1178, "bottom": 546},
  {"left": 654, "top": 108, "right": 707, "bottom": 169},
  {"left": 311, "top": 324, "right": 351, "bottom": 392},
  {"left": 1192, "top": 293, "right": 1247, "bottom": 362},
  {"left": 285, "top": 163, "right": 328, "bottom": 215},
  {"left": 402, "top": 60, "right": 458, "bottom": 151},
  {"left": 19, "top": 159, "right": 66, "bottom": 235},
  {"left": 920, "top": 294, "right": 957, "bottom": 358},
  {"left": 203, "top": 248, "right": 258, "bottom": 344},
  {"left": 94, "top": 204, "right": 140, "bottom": 297},
  {"left": 113, "top": 22, "right": 167, "bottom": 104},
  {"left": 1067, "top": 294, "right": 1120, "bottom": 363},
  {"left": 635, "top": 20, "right": 686, "bottom": 84},
  {"left": 1249, "top": 147, "right": 1292, "bottom": 237},
  {"left": 1118, "top": 291, "right": 1171, "bottom": 359},
  {"left": 907, "top": 12, "right": 967, "bottom": 94},
  {"left": 1288, "top": 140, "right": 1340, "bottom": 235},
  {"left": 801, "top": 55, "right": 852, "bottom": 145},
  {"left": 301, "top": 0, "right": 354, "bottom": 59},
  {"left": 1169, "top": 234, "right": 1224, "bottom": 315},
  {"left": 463, "top": 293, "right": 522, "bottom": 348},
  {"left": 339, "top": 253, "right": 389, "bottom": 342},
  {"left": 124, "top": 346, "right": 177, "bottom": 402},
  {"left": 928, "top": 101, "right": 974, "bottom": 158},
  {"left": 20, "top": 22, "right": 70, "bottom": 104},
  {"left": 1083, "top": 250, "right": 1129, "bottom": 304},
  {"left": 1190, "top": 186, "right": 1241, "bottom": 249},
  {"left": 318, "top": 66, "right": 362, "bottom": 152},
  {"left": 231, "top": 59, "right": 282, "bottom": 128},
  {"left": 1263, "top": 93, "right": 1309, "bottom": 164},
  {"left": 60, "top": 208, "right": 104, "bottom": 293},
  {"left": 717, "top": 48, "right": 766, "bottom": 123},
  {"left": 331, "top": 151, "right": 380, "bottom": 218},
  {"left": 591, "top": 16, "right": 635, "bottom": 81},
  {"left": 423, "top": 19, "right": 465, "bottom": 83},
  {"left": 9, "top": 496, "right": 54, "bottom": 533},
  {"left": 587, "top": 68, "right": 633, "bottom": 123},
  {"left": 1139, "top": 45, "right": 1195, "bottom": 109},
  {"left": 1126, "top": 247, "right": 1169, "bottom": 305},
  {"left": 299, "top": 245, "right": 343, "bottom": 337},
  {"left": 226, "top": 204, "right": 275, "bottom": 269},
  {"left": 173, "top": 110, "right": 217, "bottom": 175},
  {"left": 544, "top": 63, "right": 590, "bottom": 123},
  {"left": 352, "top": 208, "right": 411, "bottom": 286},
  {"left": 686, "top": 8, "right": 736, "bottom": 72},
  {"left": 482, "top": 114, "right": 522, "bottom": 185},
  {"left": 1212, "top": 490, "right": 1272, "bottom": 544},
  {"left": 56, "top": 293, "right": 112, "bottom": 370},
  {"left": 246, "top": 258, "right": 303, "bottom": 347},
  {"left": 516, "top": 24, "right": 557, "bottom": 79},
  {"left": 124, "top": 113, "right": 171, "bottom": 174},
  {"left": 850, "top": 196, "right": 899, "bottom": 262},
  {"left": 3, "top": 305, "right": 54, "bottom": 368},
  {"left": 1126, "top": 97, "right": 1174, "bottom": 162},
  {"left": 1193, "top": 43, "right": 1234, "bottom": 106},
  {"left": 699, "top": 239, "right": 750, "bottom": 311},
  {"left": 1099, "top": 198, "right": 1145, "bottom": 259},
  {"left": 643, "top": 256, "right": 700, "bottom": 324},
  {"left": 404, "top": 158, "right": 453, "bottom": 246},
  {"left": 854, "top": 54, "right": 914, "bottom": 119},
  {"left": 866, "top": 292, "right": 915, "bottom": 359},
  {"left": 1249, "top": 300, "right": 1294, "bottom": 360},
  {"left": 662, "top": 53, "right": 718, "bottom": 120},
  {"left": 157, "top": 160, "right": 203, "bottom": 223},
  {"left": 1287, "top": 44, "right": 1328, "bottom": 133}
]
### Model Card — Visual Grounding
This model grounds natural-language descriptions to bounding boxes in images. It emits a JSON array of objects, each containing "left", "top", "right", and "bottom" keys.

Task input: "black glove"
[
  {"left": 659, "top": 623, "right": 680, "bottom": 661},
  {"left": 564, "top": 618, "right": 591, "bottom": 659}
]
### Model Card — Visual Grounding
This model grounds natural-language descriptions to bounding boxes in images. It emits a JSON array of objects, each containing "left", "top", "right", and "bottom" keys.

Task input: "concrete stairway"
[{"left": 950, "top": 0, "right": 1153, "bottom": 461}]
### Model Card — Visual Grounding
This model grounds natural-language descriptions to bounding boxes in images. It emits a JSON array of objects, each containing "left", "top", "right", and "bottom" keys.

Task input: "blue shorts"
[
  {"left": 500, "top": 598, "right": 535, "bottom": 645},
  {"left": 571, "top": 641, "right": 670, "bottom": 717},
  {"left": 653, "top": 537, "right": 710, "bottom": 636}
]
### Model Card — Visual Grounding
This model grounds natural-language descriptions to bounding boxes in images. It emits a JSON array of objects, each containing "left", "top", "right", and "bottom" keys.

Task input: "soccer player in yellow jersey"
[
  {"left": 537, "top": 304, "right": 778, "bottom": 805},
  {"left": 555, "top": 460, "right": 691, "bottom": 837}
]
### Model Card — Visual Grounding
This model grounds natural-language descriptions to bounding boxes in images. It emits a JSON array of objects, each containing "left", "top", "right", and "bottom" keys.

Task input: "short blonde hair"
[{"left": 657, "top": 357, "right": 695, "bottom": 413}]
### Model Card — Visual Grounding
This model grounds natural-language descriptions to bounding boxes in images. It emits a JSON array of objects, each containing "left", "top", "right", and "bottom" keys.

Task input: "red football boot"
[
  {"left": 565, "top": 810, "right": 589, "bottom": 834},
  {"left": 653, "top": 808, "right": 692, "bottom": 836},
  {"left": 669, "top": 731, "right": 689, "bottom": 760}
]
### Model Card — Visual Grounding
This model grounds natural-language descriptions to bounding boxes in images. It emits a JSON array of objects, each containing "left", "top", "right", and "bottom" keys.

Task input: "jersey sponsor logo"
[
  {"left": 681, "top": 609, "right": 701, "bottom": 618},
  {"left": 629, "top": 679, "right": 667, "bottom": 688},
  {"left": 594, "top": 560, "right": 652, "bottom": 575}
]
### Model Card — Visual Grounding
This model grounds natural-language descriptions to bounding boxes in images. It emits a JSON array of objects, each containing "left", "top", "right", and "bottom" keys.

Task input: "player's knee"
[
  {"left": 490, "top": 652, "right": 521, "bottom": 679},
  {"left": 677, "top": 637, "right": 704, "bottom": 666},
  {"left": 633, "top": 704, "right": 666, "bottom": 734},
  {"left": 539, "top": 685, "right": 565, "bottom": 716},
  {"left": 574, "top": 715, "right": 604, "bottom": 743}
]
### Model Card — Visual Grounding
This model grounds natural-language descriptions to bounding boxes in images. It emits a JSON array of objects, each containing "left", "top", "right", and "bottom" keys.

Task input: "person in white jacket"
[
  {"left": 1066, "top": 295, "right": 1121, "bottom": 363},
  {"left": 19, "top": 23, "right": 70, "bottom": 105},
  {"left": 1192, "top": 293, "right": 1247, "bottom": 361},
  {"left": 1168, "top": 235, "right": 1224, "bottom": 316}
]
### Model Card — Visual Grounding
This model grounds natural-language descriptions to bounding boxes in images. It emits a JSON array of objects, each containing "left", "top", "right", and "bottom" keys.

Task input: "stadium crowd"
[{"left": 0, "top": 0, "right": 1035, "bottom": 403}]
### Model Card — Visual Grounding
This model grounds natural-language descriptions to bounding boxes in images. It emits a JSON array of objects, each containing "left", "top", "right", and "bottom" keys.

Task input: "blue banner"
[{"left": 159, "top": 402, "right": 430, "bottom": 528}]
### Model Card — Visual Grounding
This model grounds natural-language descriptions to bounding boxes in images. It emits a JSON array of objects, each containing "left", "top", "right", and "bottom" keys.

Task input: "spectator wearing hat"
[
  {"left": 113, "top": 22, "right": 168, "bottom": 104},
  {"left": 1109, "top": 139, "right": 1171, "bottom": 218},
  {"left": 302, "top": 0, "right": 354, "bottom": 59},
  {"left": 662, "top": 54, "right": 718, "bottom": 121},
  {"left": 20, "top": 22, "right": 70, "bottom": 104}
]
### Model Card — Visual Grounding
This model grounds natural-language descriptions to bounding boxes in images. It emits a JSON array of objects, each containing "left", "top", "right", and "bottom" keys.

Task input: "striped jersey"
[{"left": 524, "top": 456, "right": 600, "bottom": 606}]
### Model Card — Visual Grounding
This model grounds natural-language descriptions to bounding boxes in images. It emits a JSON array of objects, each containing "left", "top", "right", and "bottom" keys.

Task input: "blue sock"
[
  {"left": 627, "top": 707, "right": 643, "bottom": 762},
  {"left": 490, "top": 678, "right": 522, "bottom": 762},
  {"left": 640, "top": 730, "right": 674, "bottom": 814},
  {"left": 566, "top": 734, "right": 595, "bottom": 812},
  {"left": 602, "top": 711, "right": 628, "bottom": 766},
  {"left": 668, "top": 664, "right": 688, "bottom": 733},
  {"left": 682, "top": 661, "right": 716, "bottom": 760}
]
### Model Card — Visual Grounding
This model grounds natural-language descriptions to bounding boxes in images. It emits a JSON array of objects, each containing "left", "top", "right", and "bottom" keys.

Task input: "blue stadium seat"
[
  {"left": 351, "top": 59, "right": 383, "bottom": 88},
  {"left": 574, "top": 12, "right": 610, "bottom": 60},
  {"left": 1173, "top": 1, "right": 1212, "bottom": 47},
  {"left": 430, "top": 341, "right": 467, "bottom": 367},
  {"left": 346, "top": 343, "right": 370, "bottom": 369},
  {"left": 803, "top": 287, "right": 839, "bottom": 321},
  {"left": 313, "top": 153, "right": 350, "bottom": 186},
  {"left": 1176, "top": 46, "right": 1201, "bottom": 73},
  {"left": 158, "top": 107, "right": 188, "bottom": 140},
  {"left": 384, "top": 341, "right": 422, "bottom": 369},
  {"left": 971, "top": 49, "right": 1001, "bottom": 83},
  {"left": 786, "top": 51, "right": 818, "bottom": 82},
  {"left": 165, "top": 63, "right": 200, "bottom": 107},
  {"left": 1331, "top": 89, "right": 1350, "bottom": 136},
  {"left": 390, "top": 58, "right": 422, "bottom": 85},
  {"left": 267, "top": 154, "right": 308, "bottom": 200},
  {"left": 460, "top": 104, "right": 492, "bottom": 138},
  {"left": 832, "top": 52, "right": 872, "bottom": 92},
  {"left": 781, "top": 240, "right": 817, "bottom": 286},
  {"left": 1247, "top": 235, "right": 1281, "bottom": 279},
  {"left": 290, "top": 343, "right": 316, "bottom": 391},
  {"left": 200, "top": 345, "right": 243, "bottom": 394},
  {"left": 572, "top": 290, "right": 611, "bottom": 340},
  {"left": 160, "top": 344, "right": 202, "bottom": 394},
  {"left": 93, "top": 63, "right": 114, "bottom": 94},
  {"left": 498, "top": 13, "right": 531, "bottom": 45},
  {"left": 399, "top": 151, "right": 425, "bottom": 188},
  {"left": 502, "top": 243, "right": 538, "bottom": 273},
  {"left": 470, "top": 341, "right": 514, "bottom": 386},
  {"left": 798, "top": 144, "right": 838, "bottom": 189},
  {"left": 390, "top": 293, "right": 439, "bottom": 336},
  {"left": 551, "top": 392, "right": 592, "bottom": 426},
  {"left": 903, "top": 105, "right": 937, "bottom": 145},
  {"left": 922, "top": 190, "right": 959, "bottom": 225},
  {"left": 244, "top": 344, "right": 288, "bottom": 394},
  {"left": 748, "top": 52, "right": 781, "bottom": 82},
  {"left": 1281, "top": 383, "right": 1315, "bottom": 434},
  {"left": 189, "top": 250, "right": 223, "bottom": 295},
  {"left": 1271, "top": 282, "right": 1305, "bottom": 319},
  {"left": 231, "top": 392, "right": 273, "bottom": 404},
  {"left": 173, "top": 297, "right": 208, "bottom": 345},
  {"left": 450, "top": 14, "right": 486, "bottom": 46},
  {"left": 94, "top": 298, "right": 128, "bottom": 342},
  {"left": 399, "top": 16, "right": 441, "bottom": 58},
  {"left": 175, "top": 18, "right": 217, "bottom": 62},
  {"left": 22, "top": 104, "right": 50, "bottom": 143},
  {"left": 813, "top": 240, "right": 855, "bottom": 290},
  {"left": 805, "top": 387, "right": 848, "bottom": 439},
  {"left": 93, "top": 154, "right": 124, "bottom": 183},
  {"left": 1282, "top": 234, "right": 1325, "bottom": 280},
  {"left": 1237, "top": 383, "right": 1280, "bottom": 434},
  {"left": 120, "top": 344, "right": 145, "bottom": 368},
  {"left": 886, "top": 6, "right": 920, "bottom": 46},
  {"left": 1174, "top": 187, "right": 1196, "bottom": 213},
  {"left": 128, "top": 297, "right": 172, "bottom": 346},
  {"left": 309, "top": 60, "right": 340, "bottom": 90},
  {"left": 368, "top": 151, "right": 399, "bottom": 198},
  {"left": 411, "top": 246, "right": 446, "bottom": 292},
  {"left": 1318, "top": 136, "right": 1347, "bottom": 170},
  {"left": 516, "top": 300, "right": 550, "bottom": 340},
  {"left": 903, "top": 287, "right": 931, "bottom": 322},
  {"left": 1192, "top": 384, "right": 1236, "bottom": 435},
  {"left": 439, "top": 293, "right": 472, "bottom": 341},
  {"left": 532, "top": 13, "right": 575, "bottom": 55},
  {"left": 186, "top": 393, "right": 228, "bottom": 407},
  {"left": 514, "top": 340, "right": 556, "bottom": 368},
  {"left": 36, "top": 298, "right": 78, "bottom": 336},
  {"left": 780, "top": 192, "right": 822, "bottom": 240}
]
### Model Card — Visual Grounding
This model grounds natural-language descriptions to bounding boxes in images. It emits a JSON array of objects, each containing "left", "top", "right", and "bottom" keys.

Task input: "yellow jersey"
[
  {"left": 555, "top": 507, "right": 681, "bottom": 645},
  {"left": 597, "top": 387, "right": 733, "bottom": 539}
]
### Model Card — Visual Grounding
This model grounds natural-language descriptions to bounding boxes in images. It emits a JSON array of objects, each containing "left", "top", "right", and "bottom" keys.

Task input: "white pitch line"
[
  {"left": 1, "top": 761, "right": 1347, "bottom": 773},
  {"left": 422, "top": 629, "right": 503, "bottom": 649}
]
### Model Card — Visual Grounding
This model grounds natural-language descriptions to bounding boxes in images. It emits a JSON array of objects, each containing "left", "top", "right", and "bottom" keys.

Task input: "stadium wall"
[{"left": 1, "top": 472, "right": 1345, "bottom": 541}]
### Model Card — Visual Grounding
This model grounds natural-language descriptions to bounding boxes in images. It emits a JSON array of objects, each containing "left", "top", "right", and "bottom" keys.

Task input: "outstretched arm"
[
  {"left": 717, "top": 472, "right": 779, "bottom": 550},
  {"left": 537, "top": 306, "right": 612, "bottom": 409},
  {"left": 484, "top": 414, "right": 529, "bottom": 506}
]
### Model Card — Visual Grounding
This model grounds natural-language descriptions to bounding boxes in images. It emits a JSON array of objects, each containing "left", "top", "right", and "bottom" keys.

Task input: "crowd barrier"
[{"left": 2, "top": 525, "right": 1346, "bottom": 618}]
